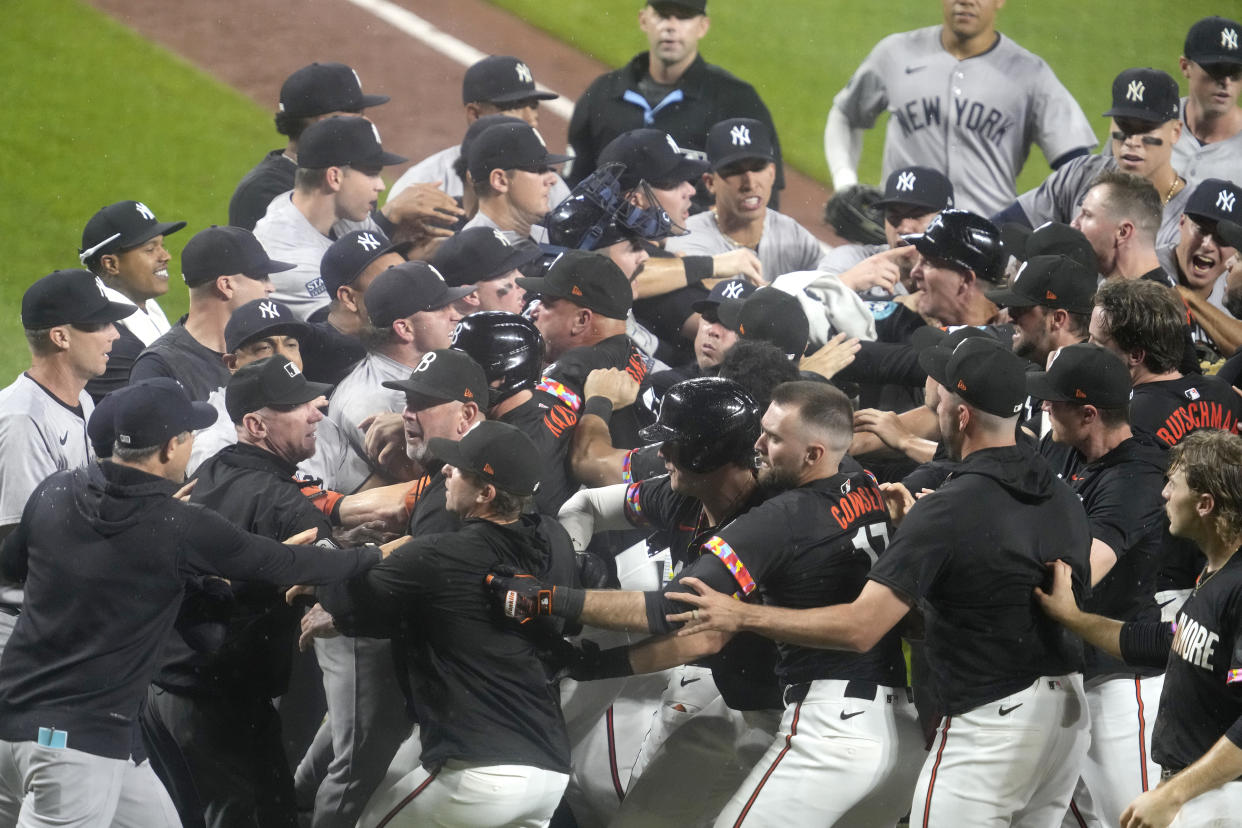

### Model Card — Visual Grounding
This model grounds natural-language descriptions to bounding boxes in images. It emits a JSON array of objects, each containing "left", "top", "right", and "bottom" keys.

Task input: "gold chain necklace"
[{"left": 1162, "top": 176, "right": 1183, "bottom": 206}]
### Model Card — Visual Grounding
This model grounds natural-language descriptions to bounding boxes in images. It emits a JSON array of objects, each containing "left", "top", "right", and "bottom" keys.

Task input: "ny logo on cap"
[
  {"left": 259, "top": 300, "right": 280, "bottom": 319},
  {"left": 134, "top": 202, "right": 156, "bottom": 221},
  {"left": 896, "top": 172, "right": 917, "bottom": 192},
  {"left": 665, "top": 134, "right": 681, "bottom": 154},
  {"left": 1126, "top": 80, "right": 1145, "bottom": 102},
  {"left": 1219, "top": 190, "right": 1237, "bottom": 213},
  {"left": 721, "top": 281, "right": 745, "bottom": 299},
  {"left": 370, "top": 123, "right": 383, "bottom": 145},
  {"left": 94, "top": 276, "right": 108, "bottom": 298},
  {"left": 414, "top": 351, "right": 437, "bottom": 373},
  {"left": 357, "top": 232, "right": 382, "bottom": 252},
  {"left": 729, "top": 124, "right": 751, "bottom": 146},
  {"left": 515, "top": 62, "right": 533, "bottom": 84},
  {"left": 1223, "top": 28, "right": 1239, "bottom": 50},
  {"left": 284, "top": 362, "right": 301, "bottom": 378},
  {"left": 533, "top": 128, "right": 548, "bottom": 149},
  {"left": 491, "top": 229, "right": 513, "bottom": 247}
]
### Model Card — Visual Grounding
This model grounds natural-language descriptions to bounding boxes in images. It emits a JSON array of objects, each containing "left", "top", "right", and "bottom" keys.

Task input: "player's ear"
[
  {"left": 459, "top": 402, "right": 480, "bottom": 432},
  {"left": 490, "top": 169, "right": 510, "bottom": 194},
  {"left": 222, "top": 352, "right": 239, "bottom": 371},
  {"left": 325, "top": 165, "right": 345, "bottom": 192},
  {"left": 697, "top": 14, "right": 710, "bottom": 37},
  {"left": 702, "top": 172, "right": 717, "bottom": 195},
  {"left": 572, "top": 307, "right": 592, "bottom": 335},
  {"left": 98, "top": 253, "right": 120, "bottom": 277},
  {"left": 804, "top": 441, "right": 825, "bottom": 466},
  {"left": 1168, "top": 119, "right": 1183, "bottom": 144},
  {"left": 241, "top": 411, "right": 267, "bottom": 441},
  {"left": 47, "top": 325, "right": 72, "bottom": 351},
  {"left": 336, "top": 284, "right": 361, "bottom": 313},
  {"left": 1196, "top": 490, "right": 1216, "bottom": 519},
  {"left": 1178, "top": 57, "right": 1192, "bottom": 80},
  {"left": 1115, "top": 220, "right": 1135, "bottom": 244},
  {"left": 158, "top": 433, "right": 180, "bottom": 464},
  {"left": 464, "top": 102, "right": 483, "bottom": 122}
]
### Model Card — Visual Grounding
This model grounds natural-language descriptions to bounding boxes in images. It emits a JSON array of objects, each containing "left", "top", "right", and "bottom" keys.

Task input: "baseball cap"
[
  {"left": 1184, "top": 16, "right": 1242, "bottom": 67},
  {"left": 919, "top": 336, "right": 1026, "bottom": 417},
  {"left": 365, "top": 261, "right": 476, "bottom": 329},
  {"left": 1183, "top": 178, "right": 1242, "bottom": 226},
  {"left": 224, "top": 298, "right": 310, "bottom": 353},
  {"left": 690, "top": 278, "right": 757, "bottom": 322},
  {"left": 1027, "top": 343, "right": 1131, "bottom": 408},
  {"left": 321, "top": 230, "right": 411, "bottom": 297},
  {"left": 903, "top": 209, "right": 1006, "bottom": 283},
  {"left": 298, "top": 116, "right": 407, "bottom": 170},
  {"left": 21, "top": 269, "right": 135, "bottom": 330},
  {"left": 909, "top": 324, "right": 992, "bottom": 354},
  {"left": 114, "top": 377, "right": 217, "bottom": 449},
  {"left": 717, "top": 288, "right": 810, "bottom": 359},
  {"left": 80, "top": 201, "right": 186, "bottom": 265},
  {"left": 381, "top": 348, "right": 489, "bottom": 410},
  {"left": 89, "top": 378, "right": 188, "bottom": 458},
  {"left": 1103, "top": 68, "right": 1180, "bottom": 123},
  {"left": 226, "top": 356, "right": 332, "bottom": 424},
  {"left": 181, "top": 226, "right": 296, "bottom": 288},
  {"left": 1216, "top": 219, "right": 1242, "bottom": 249},
  {"left": 466, "top": 122, "right": 571, "bottom": 181},
  {"left": 1000, "top": 221, "right": 1097, "bottom": 274},
  {"left": 458, "top": 115, "right": 528, "bottom": 176},
  {"left": 598, "top": 129, "right": 709, "bottom": 190},
  {"left": 874, "top": 166, "right": 955, "bottom": 212},
  {"left": 985, "top": 255, "right": 1098, "bottom": 314},
  {"left": 431, "top": 227, "right": 544, "bottom": 287},
  {"left": 462, "top": 55, "right": 558, "bottom": 105},
  {"left": 428, "top": 419, "right": 541, "bottom": 496},
  {"left": 278, "top": 62, "right": 389, "bottom": 119},
  {"left": 649, "top": 1, "right": 707, "bottom": 16},
  {"left": 515, "top": 250, "right": 632, "bottom": 319},
  {"left": 706, "top": 118, "right": 775, "bottom": 172}
]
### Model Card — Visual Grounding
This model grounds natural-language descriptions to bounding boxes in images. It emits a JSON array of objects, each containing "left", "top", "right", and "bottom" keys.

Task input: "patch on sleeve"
[
  {"left": 704, "top": 535, "right": 756, "bottom": 596},
  {"left": 1227, "top": 669, "right": 1242, "bottom": 685},
  {"left": 535, "top": 378, "right": 582, "bottom": 412},
  {"left": 623, "top": 482, "right": 648, "bottom": 527},
  {"left": 622, "top": 450, "right": 635, "bottom": 484}
]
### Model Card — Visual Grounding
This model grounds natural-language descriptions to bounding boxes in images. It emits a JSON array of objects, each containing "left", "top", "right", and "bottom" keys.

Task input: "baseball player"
[
  {"left": 430, "top": 227, "right": 543, "bottom": 315},
  {"left": 1172, "top": 17, "right": 1242, "bottom": 187},
  {"left": 461, "top": 121, "right": 571, "bottom": 245},
  {"left": 78, "top": 200, "right": 185, "bottom": 402},
  {"left": 1027, "top": 344, "right": 1170, "bottom": 827},
  {"left": 229, "top": 62, "right": 390, "bottom": 232},
  {"left": 825, "top": 0, "right": 1094, "bottom": 216},
  {"left": 1037, "top": 428, "right": 1242, "bottom": 827},
  {"left": 903, "top": 208, "right": 1008, "bottom": 326},
  {"left": 666, "top": 119, "right": 828, "bottom": 280},
  {"left": 1000, "top": 68, "right": 1191, "bottom": 249},
  {"left": 672, "top": 337, "right": 1093, "bottom": 825}
]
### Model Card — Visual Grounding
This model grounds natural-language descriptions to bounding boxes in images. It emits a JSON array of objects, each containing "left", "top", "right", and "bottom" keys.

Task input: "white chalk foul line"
[{"left": 343, "top": 0, "right": 576, "bottom": 122}]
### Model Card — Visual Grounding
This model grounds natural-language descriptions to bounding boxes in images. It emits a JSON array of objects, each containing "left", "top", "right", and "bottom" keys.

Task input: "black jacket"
[{"left": 0, "top": 461, "right": 379, "bottom": 760}]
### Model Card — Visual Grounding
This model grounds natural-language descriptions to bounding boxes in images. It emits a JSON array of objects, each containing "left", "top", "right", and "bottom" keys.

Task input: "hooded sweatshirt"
[
  {"left": 0, "top": 461, "right": 379, "bottom": 760},
  {"left": 869, "top": 444, "right": 1092, "bottom": 715}
]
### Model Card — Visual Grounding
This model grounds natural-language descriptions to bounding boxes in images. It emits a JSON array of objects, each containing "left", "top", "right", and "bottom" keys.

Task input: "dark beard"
[{"left": 757, "top": 464, "right": 800, "bottom": 495}]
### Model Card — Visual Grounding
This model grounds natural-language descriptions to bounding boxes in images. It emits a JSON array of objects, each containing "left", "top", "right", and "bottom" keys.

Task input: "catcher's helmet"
[
  {"left": 450, "top": 311, "right": 545, "bottom": 407},
  {"left": 639, "top": 377, "right": 760, "bottom": 473},
  {"left": 903, "top": 209, "right": 1005, "bottom": 283}
]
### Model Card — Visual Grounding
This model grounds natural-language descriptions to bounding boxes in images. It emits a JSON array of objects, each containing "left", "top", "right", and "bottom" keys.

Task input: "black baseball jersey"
[
  {"left": 540, "top": 334, "right": 654, "bottom": 451},
  {"left": 624, "top": 474, "right": 782, "bottom": 710},
  {"left": 1070, "top": 437, "right": 1167, "bottom": 679},
  {"left": 405, "top": 470, "right": 456, "bottom": 538},
  {"left": 1145, "top": 554, "right": 1242, "bottom": 771},
  {"left": 692, "top": 473, "right": 907, "bottom": 688},
  {"left": 130, "top": 319, "right": 231, "bottom": 403},
  {"left": 498, "top": 394, "right": 576, "bottom": 517},
  {"left": 229, "top": 149, "right": 296, "bottom": 232},
  {"left": 1130, "top": 375, "right": 1242, "bottom": 449},
  {"left": 869, "top": 444, "right": 1091, "bottom": 715},
  {"left": 316, "top": 516, "right": 575, "bottom": 772}
]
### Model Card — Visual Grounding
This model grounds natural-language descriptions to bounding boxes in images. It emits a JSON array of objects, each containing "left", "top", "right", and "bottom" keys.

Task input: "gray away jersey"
[
  {"left": 0, "top": 375, "right": 94, "bottom": 525},
  {"left": 665, "top": 209, "right": 829, "bottom": 280},
  {"left": 833, "top": 26, "right": 1096, "bottom": 216},
  {"left": 1173, "top": 98, "right": 1242, "bottom": 186}
]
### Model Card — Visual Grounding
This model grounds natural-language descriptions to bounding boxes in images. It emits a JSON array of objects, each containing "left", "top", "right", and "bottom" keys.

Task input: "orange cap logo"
[
  {"left": 1045, "top": 290, "right": 1058, "bottom": 300},
  {"left": 1074, "top": 389, "right": 1087, "bottom": 399},
  {"left": 571, "top": 285, "right": 583, "bottom": 297},
  {"left": 956, "top": 379, "right": 967, "bottom": 392},
  {"left": 463, "top": 388, "right": 473, "bottom": 399},
  {"left": 739, "top": 323, "right": 746, "bottom": 335},
  {"left": 483, "top": 463, "right": 494, "bottom": 475}
]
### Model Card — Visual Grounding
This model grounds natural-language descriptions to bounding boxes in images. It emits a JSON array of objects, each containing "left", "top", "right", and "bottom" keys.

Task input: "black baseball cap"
[
  {"left": 226, "top": 356, "right": 332, "bottom": 424},
  {"left": 690, "top": 278, "right": 758, "bottom": 321},
  {"left": 298, "top": 116, "right": 407, "bottom": 170},
  {"left": 904, "top": 209, "right": 1006, "bottom": 283},
  {"left": 1184, "top": 17, "right": 1242, "bottom": 67},
  {"left": 80, "top": 201, "right": 186, "bottom": 265},
  {"left": 382, "top": 348, "right": 489, "bottom": 410},
  {"left": 431, "top": 227, "right": 544, "bottom": 287},
  {"left": 598, "top": 129, "right": 710, "bottom": 190},
  {"left": 115, "top": 378, "right": 217, "bottom": 449},
  {"left": 365, "top": 261, "right": 476, "bottom": 329},
  {"left": 1026, "top": 343, "right": 1131, "bottom": 408},
  {"left": 279, "top": 62, "right": 389, "bottom": 119},
  {"left": 909, "top": 324, "right": 992, "bottom": 353},
  {"left": 516, "top": 250, "right": 632, "bottom": 319},
  {"left": 706, "top": 118, "right": 775, "bottom": 172},
  {"left": 462, "top": 55, "right": 558, "bottom": 105},
  {"left": 224, "top": 298, "right": 310, "bottom": 353},
  {"left": 89, "top": 378, "right": 187, "bottom": 457},
  {"left": 466, "top": 122, "right": 571, "bottom": 181},
  {"left": 428, "top": 419, "right": 541, "bottom": 496},
  {"left": 321, "top": 230, "right": 411, "bottom": 297},
  {"left": 649, "top": 1, "right": 707, "bottom": 16},
  {"left": 459, "top": 115, "right": 528, "bottom": 175},
  {"left": 1183, "top": 178, "right": 1242, "bottom": 226},
  {"left": 717, "top": 288, "right": 810, "bottom": 359},
  {"left": 181, "top": 226, "right": 296, "bottom": 288},
  {"left": 21, "top": 269, "right": 135, "bottom": 330},
  {"left": 1217, "top": 219, "right": 1242, "bottom": 249},
  {"left": 1103, "top": 68, "right": 1180, "bottom": 123},
  {"left": 986, "top": 255, "right": 1098, "bottom": 314},
  {"left": 874, "top": 166, "right": 955, "bottom": 212},
  {"left": 1000, "top": 221, "right": 1097, "bottom": 274},
  {"left": 920, "top": 336, "right": 1026, "bottom": 417}
]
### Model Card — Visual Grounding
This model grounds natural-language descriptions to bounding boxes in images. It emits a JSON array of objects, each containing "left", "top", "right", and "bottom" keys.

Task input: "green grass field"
[
  {"left": 0, "top": 0, "right": 274, "bottom": 383},
  {"left": 488, "top": 0, "right": 1222, "bottom": 187}
]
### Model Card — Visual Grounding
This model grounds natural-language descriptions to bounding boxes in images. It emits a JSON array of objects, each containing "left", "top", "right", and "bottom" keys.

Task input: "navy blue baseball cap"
[
  {"left": 690, "top": 278, "right": 757, "bottom": 320},
  {"left": 181, "top": 226, "right": 296, "bottom": 288},
  {"left": 298, "top": 116, "right": 407, "bottom": 170},
  {"left": 462, "top": 56, "right": 558, "bottom": 105},
  {"left": 466, "top": 122, "right": 570, "bottom": 181},
  {"left": 597, "top": 129, "right": 709, "bottom": 190},
  {"left": 321, "top": 229, "right": 411, "bottom": 297},
  {"left": 22, "top": 269, "right": 135, "bottom": 330},
  {"left": 89, "top": 378, "right": 188, "bottom": 457},
  {"left": 875, "top": 167, "right": 955, "bottom": 212},
  {"left": 279, "top": 62, "right": 389, "bottom": 118},
  {"left": 114, "top": 378, "right": 217, "bottom": 449},
  {"left": 1183, "top": 179, "right": 1242, "bottom": 226},
  {"left": 706, "top": 118, "right": 775, "bottom": 172},
  {"left": 224, "top": 298, "right": 310, "bottom": 353},
  {"left": 431, "top": 226, "right": 543, "bottom": 286},
  {"left": 1184, "top": 17, "right": 1242, "bottom": 68},
  {"left": 80, "top": 200, "right": 186, "bottom": 265},
  {"left": 365, "top": 261, "right": 476, "bottom": 329},
  {"left": 1103, "top": 68, "right": 1180, "bottom": 123}
]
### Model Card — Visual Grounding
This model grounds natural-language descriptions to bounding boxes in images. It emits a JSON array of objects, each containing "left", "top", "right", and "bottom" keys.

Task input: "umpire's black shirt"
[{"left": 869, "top": 444, "right": 1092, "bottom": 715}]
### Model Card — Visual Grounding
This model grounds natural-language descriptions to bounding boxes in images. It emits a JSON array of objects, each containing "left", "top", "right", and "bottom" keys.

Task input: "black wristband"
[
  {"left": 553, "top": 585, "right": 586, "bottom": 620},
  {"left": 1118, "top": 620, "right": 1175, "bottom": 668},
  {"left": 684, "top": 256, "right": 713, "bottom": 285},
  {"left": 594, "top": 645, "right": 635, "bottom": 678},
  {"left": 328, "top": 496, "right": 343, "bottom": 526},
  {"left": 582, "top": 396, "right": 614, "bottom": 423}
]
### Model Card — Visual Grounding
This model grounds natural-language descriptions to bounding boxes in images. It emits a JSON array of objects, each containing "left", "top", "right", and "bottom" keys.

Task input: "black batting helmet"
[
  {"left": 904, "top": 209, "right": 1005, "bottom": 283},
  {"left": 450, "top": 311, "right": 545, "bottom": 407},
  {"left": 639, "top": 377, "right": 760, "bottom": 473}
]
